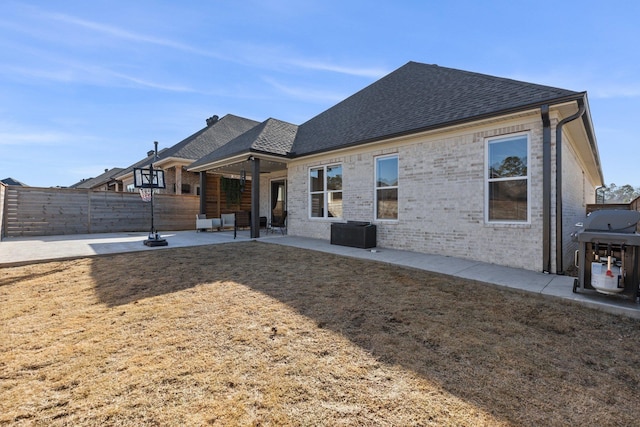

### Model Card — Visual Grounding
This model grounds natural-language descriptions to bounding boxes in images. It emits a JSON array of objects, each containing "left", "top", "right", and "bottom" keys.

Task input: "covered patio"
[{"left": 187, "top": 118, "right": 296, "bottom": 238}]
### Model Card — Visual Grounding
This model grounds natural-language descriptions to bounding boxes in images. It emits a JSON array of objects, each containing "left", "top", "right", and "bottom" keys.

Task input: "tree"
[
  {"left": 490, "top": 156, "right": 527, "bottom": 178},
  {"left": 600, "top": 183, "right": 640, "bottom": 203}
]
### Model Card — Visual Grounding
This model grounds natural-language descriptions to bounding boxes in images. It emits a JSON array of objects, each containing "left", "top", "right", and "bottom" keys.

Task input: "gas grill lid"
[{"left": 583, "top": 210, "right": 640, "bottom": 233}]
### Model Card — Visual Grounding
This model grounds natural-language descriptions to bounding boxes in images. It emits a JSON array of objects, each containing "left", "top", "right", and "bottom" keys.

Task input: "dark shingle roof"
[
  {"left": 1, "top": 177, "right": 27, "bottom": 186},
  {"left": 115, "top": 114, "right": 258, "bottom": 178},
  {"left": 156, "top": 114, "right": 260, "bottom": 162},
  {"left": 116, "top": 148, "right": 170, "bottom": 178},
  {"left": 189, "top": 118, "right": 297, "bottom": 169},
  {"left": 291, "top": 61, "right": 582, "bottom": 156},
  {"left": 70, "top": 167, "right": 125, "bottom": 189}
]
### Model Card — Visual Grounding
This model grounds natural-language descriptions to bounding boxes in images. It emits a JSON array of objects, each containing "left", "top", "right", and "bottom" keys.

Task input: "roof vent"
[
  {"left": 206, "top": 115, "right": 219, "bottom": 126},
  {"left": 147, "top": 150, "right": 155, "bottom": 157}
]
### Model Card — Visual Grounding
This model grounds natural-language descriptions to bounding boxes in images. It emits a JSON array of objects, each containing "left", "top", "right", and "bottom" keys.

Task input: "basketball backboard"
[{"left": 133, "top": 167, "right": 166, "bottom": 189}]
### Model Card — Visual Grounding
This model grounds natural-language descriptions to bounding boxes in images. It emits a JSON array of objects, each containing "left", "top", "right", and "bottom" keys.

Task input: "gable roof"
[
  {"left": 291, "top": 61, "right": 583, "bottom": 156},
  {"left": 115, "top": 148, "right": 170, "bottom": 179},
  {"left": 189, "top": 118, "right": 297, "bottom": 170},
  {"left": 154, "top": 114, "right": 260, "bottom": 165},
  {"left": 1, "top": 177, "right": 27, "bottom": 186},
  {"left": 115, "top": 114, "right": 258, "bottom": 179},
  {"left": 69, "top": 167, "right": 125, "bottom": 189}
]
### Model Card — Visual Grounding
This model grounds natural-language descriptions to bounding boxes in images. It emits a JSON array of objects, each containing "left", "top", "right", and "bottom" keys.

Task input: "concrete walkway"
[{"left": 1, "top": 230, "right": 639, "bottom": 319}]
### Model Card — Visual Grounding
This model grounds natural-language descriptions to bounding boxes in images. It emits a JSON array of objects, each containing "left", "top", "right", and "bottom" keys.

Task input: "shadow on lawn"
[{"left": 90, "top": 241, "right": 640, "bottom": 426}]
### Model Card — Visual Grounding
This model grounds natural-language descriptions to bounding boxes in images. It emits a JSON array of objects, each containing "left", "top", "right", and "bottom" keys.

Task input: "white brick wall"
[
  {"left": 284, "top": 112, "right": 596, "bottom": 273},
  {"left": 560, "top": 131, "right": 598, "bottom": 271}
]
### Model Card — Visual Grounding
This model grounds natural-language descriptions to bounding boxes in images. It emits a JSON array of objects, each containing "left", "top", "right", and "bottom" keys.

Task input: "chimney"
[{"left": 206, "top": 115, "right": 219, "bottom": 126}]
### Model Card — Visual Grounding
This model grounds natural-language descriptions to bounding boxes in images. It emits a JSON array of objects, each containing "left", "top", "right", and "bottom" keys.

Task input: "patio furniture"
[
  {"left": 331, "top": 221, "right": 376, "bottom": 248},
  {"left": 220, "top": 213, "right": 235, "bottom": 233},
  {"left": 196, "top": 214, "right": 222, "bottom": 232},
  {"left": 269, "top": 211, "right": 287, "bottom": 235}
]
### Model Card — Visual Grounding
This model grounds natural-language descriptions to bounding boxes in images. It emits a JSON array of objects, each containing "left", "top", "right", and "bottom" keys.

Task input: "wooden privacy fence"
[{"left": 0, "top": 185, "right": 199, "bottom": 239}]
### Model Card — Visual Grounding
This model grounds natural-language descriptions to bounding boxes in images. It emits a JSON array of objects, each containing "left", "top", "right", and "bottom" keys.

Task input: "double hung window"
[
  {"left": 375, "top": 155, "right": 398, "bottom": 220},
  {"left": 310, "top": 164, "right": 342, "bottom": 218},
  {"left": 486, "top": 134, "right": 529, "bottom": 222}
]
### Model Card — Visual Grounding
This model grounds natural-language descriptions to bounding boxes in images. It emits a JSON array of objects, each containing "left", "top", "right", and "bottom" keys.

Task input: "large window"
[
  {"left": 310, "top": 164, "right": 342, "bottom": 218},
  {"left": 375, "top": 155, "right": 398, "bottom": 220},
  {"left": 486, "top": 134, "right": 529, "bottom": 222}
]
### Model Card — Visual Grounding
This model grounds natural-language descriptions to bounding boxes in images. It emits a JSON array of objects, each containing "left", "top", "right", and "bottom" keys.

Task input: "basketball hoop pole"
[{"left": 144, "top": 141, "right": 168, "bottom": 247}]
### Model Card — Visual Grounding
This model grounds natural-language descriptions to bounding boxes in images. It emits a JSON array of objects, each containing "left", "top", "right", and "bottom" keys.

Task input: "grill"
[{"left": 573, "top": 209, "right": 640, "bottom": 302}]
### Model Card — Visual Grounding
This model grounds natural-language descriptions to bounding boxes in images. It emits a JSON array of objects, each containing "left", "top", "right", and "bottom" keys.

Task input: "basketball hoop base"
[{"left": 144, "top": 233, "right": 168, "bottom": 247}]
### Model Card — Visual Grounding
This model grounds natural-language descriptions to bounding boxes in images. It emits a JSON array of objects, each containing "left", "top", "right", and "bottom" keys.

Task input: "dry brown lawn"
[{"left": 1, "top": 241, "right": 639, "bottom": 426}]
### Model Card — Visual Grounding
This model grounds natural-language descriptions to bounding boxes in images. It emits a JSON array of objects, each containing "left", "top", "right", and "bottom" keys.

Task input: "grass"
[{"left": 1, "top": 241, "right": 639, "bottom": 426}]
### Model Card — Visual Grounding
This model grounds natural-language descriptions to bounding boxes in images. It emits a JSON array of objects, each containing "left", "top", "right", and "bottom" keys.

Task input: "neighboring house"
[
  {"left": 115, "top": 114, "right": 259, "bottom": 196},
  {"left": 187, "top": 61, "right": 603, "bottom": 274},
  {"left": 115, "top": 148, "right": 170, "bottom": 192},
  {"left": 69, "top": 168, "right": 125, "bottom": 191},
  {"left": 1, "top": 178, "right": 27, "bottom": 186}
]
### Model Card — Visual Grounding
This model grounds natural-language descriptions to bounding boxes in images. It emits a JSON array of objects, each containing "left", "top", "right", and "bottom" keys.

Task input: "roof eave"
[
  {"left": 188, "top": 149, "right": 290, "bottom": 173},
  {"left": 290, "top": 93, "right": 587, "bottom": 158}
]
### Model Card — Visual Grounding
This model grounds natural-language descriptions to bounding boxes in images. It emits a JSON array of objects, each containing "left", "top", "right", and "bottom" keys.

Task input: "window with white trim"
[
  {"left": 375, "top": 155, "right": 398, "bottom": 220},
  {"left": 309, "top": 164, "right": 342, "bottom": 218},
  {"left": 486, "top": 134, "right": 529, "bottom": 222}
]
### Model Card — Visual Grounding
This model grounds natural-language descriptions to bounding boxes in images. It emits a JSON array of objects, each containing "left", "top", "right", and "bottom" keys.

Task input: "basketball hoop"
[{"left": 139, "top": 188, "right": 153, "bottom": 202}]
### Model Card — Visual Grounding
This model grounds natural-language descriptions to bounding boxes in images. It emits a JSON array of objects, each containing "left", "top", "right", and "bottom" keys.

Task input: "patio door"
[{"left": 271, "top": 180, "right": 286, "bottom": 220}]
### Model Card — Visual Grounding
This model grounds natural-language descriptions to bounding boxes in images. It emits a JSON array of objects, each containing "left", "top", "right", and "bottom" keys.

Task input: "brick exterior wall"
[
  {"left": 163, "top": 167, "right": 200, "bottom": 195},
  {"left": 560, "top": 132, "right": 598, "bottom": 272},
  {"left": 286, "top": 113, "right": 579, "bottom": 272}
]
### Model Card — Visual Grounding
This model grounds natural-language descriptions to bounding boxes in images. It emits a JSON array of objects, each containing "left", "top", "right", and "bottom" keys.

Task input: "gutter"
[
  {"left": 291, "top": 93, "right": 587, "bottom": 159},
  {"left": 541, "top": 105, "right": 551, "bottom": 273},
  {"left": 554, "top": 97, "right": 586, "bottom": 274}
]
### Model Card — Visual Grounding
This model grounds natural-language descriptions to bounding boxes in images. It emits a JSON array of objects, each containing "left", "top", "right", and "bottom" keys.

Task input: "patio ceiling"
[{"left": 197, "top": 156, "right": 288, "bottom": 177}]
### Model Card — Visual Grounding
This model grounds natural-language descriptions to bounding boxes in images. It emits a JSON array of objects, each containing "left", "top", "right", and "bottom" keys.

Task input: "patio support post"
[
  {"left": 251, "top": 157, "right": 260, "bottom": 238},
  {"left": 199, "top": 172, "right": 207, "bottom": 215}
]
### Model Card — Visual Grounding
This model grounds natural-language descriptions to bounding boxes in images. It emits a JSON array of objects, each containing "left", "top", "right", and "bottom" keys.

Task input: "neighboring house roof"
[
  {"left": 70, "top": 168, "right": 125, "bottom": 189},
  {"left": 153, "top": 114, "right": 260, "bottom": 167},
  {"left": 189, "top": 118, "right": 297, "bottom": 170},
  {"left": 291, "top": 61, "right": 584, "bottom": 156},
  {"left": 1, "top": 177, "right": 28, "bottom": 186},
  {"left": 115, "top": 148, "right": 171, "bottom": 179}
]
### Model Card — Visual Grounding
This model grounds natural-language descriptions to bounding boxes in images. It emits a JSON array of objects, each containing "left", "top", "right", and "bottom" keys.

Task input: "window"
[
  {"left": 310, "top": 164, "right": 342, "bottom": 218},
  {"left": 375, "top": 155, "right": 398, "bottom": 220},
  {"left": 486, "top": 134, "right": 529, "bottom": 222}
]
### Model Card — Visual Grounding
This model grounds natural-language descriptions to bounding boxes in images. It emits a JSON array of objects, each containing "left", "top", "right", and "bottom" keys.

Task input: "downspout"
[
  {"left": 541, "top": 105, "right": 551, "bottom": 273},
  {"left": 555, "top": 97, "right": 586, "bottom": 273}
]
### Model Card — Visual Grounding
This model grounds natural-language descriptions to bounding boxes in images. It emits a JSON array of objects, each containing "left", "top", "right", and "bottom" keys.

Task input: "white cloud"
[
  {"left": 287, "top": 59, "right": 389, "bottom": 78},
  {"left": 0, "top": 130, "right": 73, "bottom": 145},
  {"left": 262, "top": 77, "right": 347, "bottom": 103},
  {"left": 507, "top": 68, "right": 640, "bottom": 100},
  {"left": 42, "top": 11, "right": 226, "bottom": 60}
]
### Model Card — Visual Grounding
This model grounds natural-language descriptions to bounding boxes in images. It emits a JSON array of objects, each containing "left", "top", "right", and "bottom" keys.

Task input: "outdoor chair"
[
  {"left": 269, "top": 211, "right": 287, "bottom": 235},
  {"left": 220, "top": 213, "right": 235, "bottom": 233},
  {"left": 195, "top": 214, "right": 221, "bottom": 232}
]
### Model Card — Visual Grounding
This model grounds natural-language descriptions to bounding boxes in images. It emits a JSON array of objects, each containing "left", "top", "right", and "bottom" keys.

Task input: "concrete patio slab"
[{"left": 1, "top": 231, "right": 639, "bottom": 319}]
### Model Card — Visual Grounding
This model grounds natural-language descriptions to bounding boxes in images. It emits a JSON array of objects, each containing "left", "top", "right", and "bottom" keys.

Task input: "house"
[
  {"left": 69, "top": 167, "right": 125, "bottom": 191},
  {"left": 115, "top": 114, "right": 259, "bottom": 198},
  {"left": 1, "top": 177, "right": 28, "bottom": 186},
  {"left": 188, "top": 118, "right": 297, "bottom": 224},
  {"left": 187, "top": 61, "right": 603, "bottom": 274}
]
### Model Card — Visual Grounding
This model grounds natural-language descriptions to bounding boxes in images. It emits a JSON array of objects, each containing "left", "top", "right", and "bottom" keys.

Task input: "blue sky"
[{"left": 1, "top": 0, "right": 639, "bottom": 188}]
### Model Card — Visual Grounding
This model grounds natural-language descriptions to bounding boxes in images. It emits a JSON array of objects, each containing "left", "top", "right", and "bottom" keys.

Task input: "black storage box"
[{"left": 331, "top": 221, "right": 376, "bottom": 249}]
